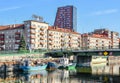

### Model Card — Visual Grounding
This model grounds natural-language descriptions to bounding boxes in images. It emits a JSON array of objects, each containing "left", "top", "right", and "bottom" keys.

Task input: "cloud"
[
  {"left": 91, "top": 9, "right": 119, "bottom": 16},
  {"left": 0, "top": 6, "right": 22, "bottom": 12}
]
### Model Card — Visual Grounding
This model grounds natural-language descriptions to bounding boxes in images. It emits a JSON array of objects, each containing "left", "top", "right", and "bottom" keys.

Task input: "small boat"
[
  {"left": 46, "top": 62, "right": 58, "bottom": 70},
  {"left": 58, "top": 57, "right": 76, "bottom": 70},
  {"left": 20, "top": 60, "right": 47, "bottom": 72}
]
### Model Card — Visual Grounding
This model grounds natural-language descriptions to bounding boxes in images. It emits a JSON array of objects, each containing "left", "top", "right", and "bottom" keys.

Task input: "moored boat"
[
  {"left": 46, "top": 62, "right": 58, "bottom": 70},
  {"left": 20, "top": 60, "right": 47, "bottom": 72},
  {"left": 58, "top": 58, "right": 76, "bottom": 70}
]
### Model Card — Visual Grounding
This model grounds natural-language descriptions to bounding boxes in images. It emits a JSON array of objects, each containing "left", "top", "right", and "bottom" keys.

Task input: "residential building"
[
  {"left": 24, "top": 20, "right": 81, "bottom": 50},
  {"left": 82, "top": 34, "right": 112, "bottom": 50},
  {"left": 24, "top": 20, "right": 49, "bottom": 50},
  {"left": 48, "top": 26, "right": 81, "bottom": 50},
  {"left": 0, "top": 24, "right": 24, "bottom": 50},
  {"left": 111, "top": 31, "right": 119, "bottom": 49},
  {"left": 92, "top": 28, "right": 119, "bottom": 49},
  {"left": 54, "top": 5, "right": 77, "bottom": 31}
]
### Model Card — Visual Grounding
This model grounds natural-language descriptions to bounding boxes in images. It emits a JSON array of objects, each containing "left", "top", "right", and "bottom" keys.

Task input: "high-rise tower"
[{"left": 54, "top": 5, "right": 77, "bottom": 31}]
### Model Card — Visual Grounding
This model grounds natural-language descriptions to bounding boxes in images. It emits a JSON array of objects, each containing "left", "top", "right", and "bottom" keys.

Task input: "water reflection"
[{"left": 0, "top": 63, "right": 120, "bottom": 83}]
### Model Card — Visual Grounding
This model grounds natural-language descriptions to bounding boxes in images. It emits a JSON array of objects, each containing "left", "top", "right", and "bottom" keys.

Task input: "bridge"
[{"left": 72, "top": 49, "right": 120, "bottom": 56}]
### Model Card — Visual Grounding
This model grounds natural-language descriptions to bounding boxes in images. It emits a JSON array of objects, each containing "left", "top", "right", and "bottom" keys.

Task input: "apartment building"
[
  {"left": 24, "top": 20, "right": 81, "bottom": 50},
  {"left": 0, "top": 24, "right": 24, "bottom": 50},
  {"left": 92, "top": 28, "right": 119, "bottom": 49},
  {"left": 82, "top": 34, "right": 112, "bottom": 50},
  {"left": 24, "top": 20, "right": 48, "bottom": 50},
  {"left": 48, "top": 26, "right": 81, "bottom": 50},
  {"left": 0, "top": 20, "right": 81, "bottom": 51},
  {"left": 111, "top": 31, "right": 119, "bottom": 49}
]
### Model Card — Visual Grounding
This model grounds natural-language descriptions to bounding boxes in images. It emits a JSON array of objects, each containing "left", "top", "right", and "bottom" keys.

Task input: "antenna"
[{"left": 32, "top": 14, "right": 43, "bottom": 22}]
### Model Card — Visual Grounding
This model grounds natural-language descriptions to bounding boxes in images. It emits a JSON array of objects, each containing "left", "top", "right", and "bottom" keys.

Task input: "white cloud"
[
  {"left": 91, "top": 9, "right": 119, "bottom": 16},
  {"left": 0, "top": 6, "right": 22, "bottom": 12}
]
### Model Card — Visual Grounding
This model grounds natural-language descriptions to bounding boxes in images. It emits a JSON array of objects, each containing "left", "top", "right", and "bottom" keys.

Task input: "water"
[{"left": 0, "top": 63, "right": 120, "bottom": 83}]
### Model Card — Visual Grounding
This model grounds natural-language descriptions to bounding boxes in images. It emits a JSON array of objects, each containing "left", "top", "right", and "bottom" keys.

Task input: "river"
[{"left": 0, "top": 62, "right": 120, "bottom": 83}]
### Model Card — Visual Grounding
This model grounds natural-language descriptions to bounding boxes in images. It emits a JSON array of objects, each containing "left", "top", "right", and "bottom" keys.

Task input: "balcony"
[
  {"left": 0, "top": 34, "right": 4, "bottom": 36},
  {"left": 49, "top": 33, "right": 53, "bottom": 36},
  {"left": 61, "top": 43, "right": 64, "bottom": 46},
  {"left": 15, "top": 32, "right": 20, "bottom": 35},
  {"left": 78, "top": 37, "right": 81, "bottom": 39},
  {"left": 0, "top": 42, "right": 4, "bottom": 45},
  {"left": 30, "top": 30, "right": 35, "bottom": 34},
  {"left": 69, "top": 36, "right": 72, "bottom": 38},
  {"left": 30, "top": 36, "right": 35, "bottom": 39},
  {"left": 40, "top": 28, "right": 44, "bottom": 31},
  {"left": 49, "top": 42, "right": 53, "bottom": 45},
  {"left": 0, "top": 38, "right": 4, "bottom": 41},
  {"left": 61, "top": 35, "right": 64, "bottom": 37},
  {"left": 40, "top": 42, "right": 44, "bottom": 45},
  {"left": 61, "top": 39, "right": 64, "bottom": 42},
  {"left": 78, "top": 41, "right": 81, "bottom": 43},
  {"left": 40, "top": 32, "right": 44, "bottom": 35},
  {"left": 15, "top": 37, "right": 20, "bottom": 40},
  {"left": 78, "top": 44, "right": 81, "bottom": 47},
  {"left": 31, "top": 41, "right": 35, "bottom": 44},
  {"left": 69, "top": 44, "right": 72, "bottom": 47},
  {"left": 15, "top": 42, "right": 20, "bottom": 44},
  {"left": 49, "top": 38, "right": 52, "bottom": 41},
  {"left": 40, "top": 37, "right": 44, "bottom": 40},
  {"left": 30, "top": 26, "right": 36, "bottom": 29}
]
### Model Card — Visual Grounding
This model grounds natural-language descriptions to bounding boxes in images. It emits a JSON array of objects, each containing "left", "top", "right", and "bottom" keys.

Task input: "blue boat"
[
  {"left": 46, "top": 62, "right": 58, "bottom": 70},
  {"left": 20, "top": 60, "right": 47, "bottom": 72}
]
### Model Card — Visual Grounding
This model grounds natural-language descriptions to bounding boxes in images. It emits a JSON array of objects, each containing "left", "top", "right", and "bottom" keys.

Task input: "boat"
[
  {"left": 46, "top": 62, "right": 58, "bottom": 70},
  {"left": 58, "top": 57, "right": 76, "bottom": 70},
  {"left": 19, "top": 60, "right": 47, "bottom": 72}
]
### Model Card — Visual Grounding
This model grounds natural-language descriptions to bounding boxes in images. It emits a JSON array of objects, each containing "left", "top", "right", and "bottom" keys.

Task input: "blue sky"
[{"left": 0, "top": 0, "right": 120, "bottom": 34}]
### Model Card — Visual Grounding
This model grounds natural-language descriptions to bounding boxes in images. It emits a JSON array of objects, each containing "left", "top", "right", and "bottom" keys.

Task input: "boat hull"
[{"left": 20, "top": 64, "right": 47, "bottom": 72}]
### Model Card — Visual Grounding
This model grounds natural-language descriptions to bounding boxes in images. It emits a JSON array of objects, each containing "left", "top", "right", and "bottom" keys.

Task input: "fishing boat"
[
  {"left": 46, "top": 62, "right": 58, "bottom": 70},
  {"left": 58, "top": 57, "right": 76, "bottom": 70},
  {"left": 20, "top": 60, "right": 47, "bottom": 72}
]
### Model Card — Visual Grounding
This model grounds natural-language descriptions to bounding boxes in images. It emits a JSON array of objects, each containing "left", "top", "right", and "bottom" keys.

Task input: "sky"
[{"left": 0, "top": 0, "right": 120, "bottom": 34}]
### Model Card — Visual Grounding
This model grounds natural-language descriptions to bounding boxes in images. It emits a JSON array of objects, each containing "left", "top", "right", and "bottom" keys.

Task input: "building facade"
[
  {"left": 48, "top": 26, "right": 81, "bottom": 50},
  {"left": 82, "top": 34, "right": 112, "bottom": 50},
  {"left": 54, "top": 5, "right": 77, "bottom": 31},
  {"left": 92, "top": 28, "right": 119, "bottom": 49},
  {"left": 0, "top": 24, "right": 24, "bottom": 50},
  {"left": 24, "top": 20, "right": 49, "bottom": 50},
  {"left": 24, "top": 20, "right": 81, "bottom": 51}
]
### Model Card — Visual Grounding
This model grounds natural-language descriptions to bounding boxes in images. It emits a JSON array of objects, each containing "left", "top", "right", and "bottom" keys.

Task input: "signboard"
[{"left": 103, "top": 51, "right": 108, "bottom": 56}]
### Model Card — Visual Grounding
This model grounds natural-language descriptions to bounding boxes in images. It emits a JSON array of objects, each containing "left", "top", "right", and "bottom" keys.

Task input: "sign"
[{"left": 103, "top": 51, "right": 108, "bottom": 56}]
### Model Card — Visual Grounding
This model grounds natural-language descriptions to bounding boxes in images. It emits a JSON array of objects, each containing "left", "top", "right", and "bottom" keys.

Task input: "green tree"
[{"left": 18, "top": 35, "right": 27, "bottom": 52}]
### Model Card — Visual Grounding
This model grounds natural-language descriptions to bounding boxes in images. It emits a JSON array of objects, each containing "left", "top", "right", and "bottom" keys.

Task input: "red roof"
[
  {"left": 48, "top": 26, "right": 80, "bottom": 35},
  {"left": 0, "top": 24, "right": 24, "bottom": 31}
]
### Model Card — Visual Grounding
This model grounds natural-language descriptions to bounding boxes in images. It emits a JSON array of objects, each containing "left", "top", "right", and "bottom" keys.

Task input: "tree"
[{"left": 18, "top": 35, "right": 27, "bottom": 52}]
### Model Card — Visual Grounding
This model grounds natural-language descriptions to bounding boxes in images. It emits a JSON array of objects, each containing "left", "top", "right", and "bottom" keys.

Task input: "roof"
[
  {"left": 0, "top": 24, "right": 24, "bottom": 31},
  {"left": 82, "top": 33, "right": 111, "bottom": 40},
  {"left": 24, "top": 20, "right": 48, "bottom": 24},
  {"left": 48, "top": 26, "right": 80, "bottom": 35}
]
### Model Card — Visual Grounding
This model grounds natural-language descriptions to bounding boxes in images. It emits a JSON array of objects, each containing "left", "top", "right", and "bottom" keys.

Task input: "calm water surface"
[{"left": 0, "top": 63, "right": 120, "bottom": 83}]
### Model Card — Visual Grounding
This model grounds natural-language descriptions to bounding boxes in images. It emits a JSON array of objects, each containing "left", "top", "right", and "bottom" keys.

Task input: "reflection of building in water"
[
  {"left": 46, "top": 69, "right": 69, "bottom": 83},
  {"left": 92, "top": 63, "right": 120, "bottom": 75}
]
